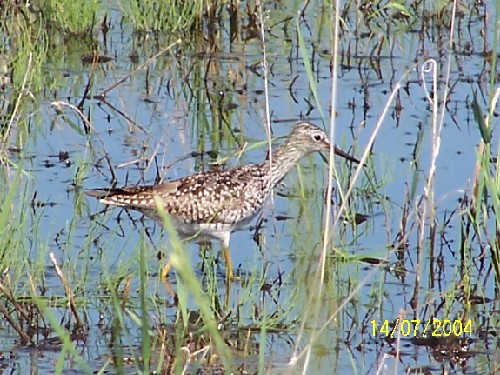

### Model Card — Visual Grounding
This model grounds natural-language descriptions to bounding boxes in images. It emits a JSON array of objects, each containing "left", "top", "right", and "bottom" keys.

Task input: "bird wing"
[{"left": 86, "top": 164, "right": 267, "bottom": 224}]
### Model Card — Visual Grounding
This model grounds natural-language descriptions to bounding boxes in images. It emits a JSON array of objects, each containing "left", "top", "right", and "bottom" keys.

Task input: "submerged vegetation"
[{"left": 0, "top": 0, "right": 499, "bottom": 373}]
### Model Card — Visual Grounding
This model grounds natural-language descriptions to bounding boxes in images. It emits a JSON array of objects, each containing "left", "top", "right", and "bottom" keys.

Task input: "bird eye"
[{"left": 313, "top": 134, "right": 322, "bottom": 142}]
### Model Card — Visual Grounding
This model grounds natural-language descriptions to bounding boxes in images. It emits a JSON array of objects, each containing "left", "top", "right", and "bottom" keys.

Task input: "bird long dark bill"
[{"left": 333, "top": 145, "right": 360, "bottom": 164}]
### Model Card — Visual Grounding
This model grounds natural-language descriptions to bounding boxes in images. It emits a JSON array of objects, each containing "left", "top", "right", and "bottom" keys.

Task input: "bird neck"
[{"left": 261, "top": 138, "right": 308, "bottom": 189}]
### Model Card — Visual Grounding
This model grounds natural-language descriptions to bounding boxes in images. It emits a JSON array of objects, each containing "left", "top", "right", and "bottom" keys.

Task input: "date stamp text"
[{"left": 371, "top": 319, "right": 473, "bottom": 338}]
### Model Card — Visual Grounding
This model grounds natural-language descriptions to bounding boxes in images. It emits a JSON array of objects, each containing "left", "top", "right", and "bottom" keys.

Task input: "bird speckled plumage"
[
  {"left": 85, "top": 121, "right": 359, "bottom": 279},
  {"left": 86, "top": 163, "right": 272, "bottom": 236}
]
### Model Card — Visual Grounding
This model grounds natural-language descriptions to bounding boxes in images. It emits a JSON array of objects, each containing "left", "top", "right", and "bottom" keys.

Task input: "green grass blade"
[{"left": 471, "top": 89, "right": 490, "bottom": 144}]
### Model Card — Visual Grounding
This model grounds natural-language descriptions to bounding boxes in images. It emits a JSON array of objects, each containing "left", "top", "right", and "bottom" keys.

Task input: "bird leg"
[
  {"left": 160, "top": 259, "right": 172, "bottom": 279},
  {"left": 223, "top": 244, "right": 233, "bottom": 310},
  {"left": 223, "top": 244, "right": 233, "bottom": 282}
]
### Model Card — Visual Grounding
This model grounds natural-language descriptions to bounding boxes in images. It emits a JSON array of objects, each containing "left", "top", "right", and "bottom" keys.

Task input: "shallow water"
[{"left": 2, "top": 1, "right": 499, "bottom": 374}]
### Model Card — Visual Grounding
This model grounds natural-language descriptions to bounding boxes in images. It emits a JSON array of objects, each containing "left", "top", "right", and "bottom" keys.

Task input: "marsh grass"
[
  {"left": 0, "top": 169, "right": 38, "bottom": 344},
  {"left": 287, "top": 0, "right": 500, "bottom": 373},
  {"left": 0, "top": 18, "right": 47, "bottom": 147},
  {"left": 9, "top": 21, "right": 48, "bottom": 93},
  {"left": 3, "top": 0, "right": 349, "bottom": 373},
  {"left": 0, "top": 165, "right": 90, "bottom": 350},
  {"left": 122, "top": 0, "right": 204, "bottom": 33},
  {"left": 469, "top": 2, "right": 500, "bottom": 288},
  {"left": 35, "top": 0, "right": 103, "bottom": 35},
  {"left": 0, "top": 0, "right": 499, "bottom": 373}
]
